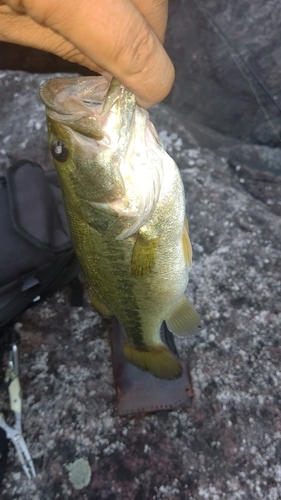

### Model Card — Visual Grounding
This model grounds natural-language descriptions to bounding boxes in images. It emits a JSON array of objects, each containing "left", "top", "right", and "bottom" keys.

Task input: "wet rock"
[
  {"left": 0, "top": 71, "right": 67, "bottom": 173},
  {"left": 165, "top": 0, "right": 281, "bottom": 145},
  {"left": 221, "top": 143, "right": 281, "bottom": 175},
  {"left": 253, "top": 117, "right": 281, "bottom": 148},
  {"left": 1, "top": 71, "right": 281, "bottom": 500},
  {"left": 229, "top": 164, "right": 281, "bottom": 217},
  {"left": 219, "top": 143, "right": 281, "bottom": 215}
]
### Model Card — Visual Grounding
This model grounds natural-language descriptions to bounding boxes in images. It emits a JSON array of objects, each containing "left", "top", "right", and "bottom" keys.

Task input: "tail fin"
[{"left": 123, "top": 343, "right": 183, "bottom": 380}]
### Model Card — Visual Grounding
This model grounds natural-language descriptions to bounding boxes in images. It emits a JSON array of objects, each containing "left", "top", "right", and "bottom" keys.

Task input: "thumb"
[{"left": 3, "top": 0, "right": 174, "bottom": 107}]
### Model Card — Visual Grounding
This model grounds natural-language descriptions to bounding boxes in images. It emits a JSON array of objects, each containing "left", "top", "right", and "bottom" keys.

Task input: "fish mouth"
[
  {"left": 39, "top": 76, "right": 110, "bottom": 116},
  {"left": 40, "top": 76, "right": 116, "bottom": 139},
  {"left": 39, "top": 76, "right": 129, "bottom": 140}
]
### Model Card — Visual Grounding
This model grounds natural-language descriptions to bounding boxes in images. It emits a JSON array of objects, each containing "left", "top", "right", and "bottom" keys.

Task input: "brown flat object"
[{"left": 108, "top": 318, "right": 194, "bottom": 416}]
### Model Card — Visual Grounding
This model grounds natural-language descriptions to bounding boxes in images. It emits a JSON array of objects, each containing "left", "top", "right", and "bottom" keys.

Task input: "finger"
[
  {"left": 1, "top": 0, "right": 169, "bottom": 42},
  {"left": 0, "top": 6, "right": 103, "bottom": 70},
  {"left": 3, "top": 0, "right": 174, "bottom": 107},
  {"left": 132, "top": 0, "right": 168, "bottom": 43}
]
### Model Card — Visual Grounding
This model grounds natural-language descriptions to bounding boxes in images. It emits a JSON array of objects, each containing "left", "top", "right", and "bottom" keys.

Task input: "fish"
[{"left": 40, "top": 76, "right": 200, "bottom": 380}]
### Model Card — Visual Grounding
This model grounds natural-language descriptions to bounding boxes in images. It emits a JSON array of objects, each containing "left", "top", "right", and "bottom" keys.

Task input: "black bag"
[{"left": 0, "top": 160, "right": 80, "bottom": 333}]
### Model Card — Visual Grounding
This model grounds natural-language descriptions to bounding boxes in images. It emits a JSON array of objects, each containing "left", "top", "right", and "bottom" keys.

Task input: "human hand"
[{"left": 0, "top": 0, "right": 174, "bottom": 107}]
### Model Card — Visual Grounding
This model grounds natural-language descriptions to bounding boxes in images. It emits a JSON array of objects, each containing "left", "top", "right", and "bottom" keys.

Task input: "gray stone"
[
  {"left": 0, "top": 71, "right": 73, "bottom": 174},
  {"left": 165, "top": 0, "right": 281, "bottom": 146},
  {"left": 218, "top": 143, "right": 281, "bottom": 216},
  {"left": 220, "top": 143, "right": 281, "bottom": 175},
  {"left": 1, "top": 71, "right": 281, "bottom": 499}
]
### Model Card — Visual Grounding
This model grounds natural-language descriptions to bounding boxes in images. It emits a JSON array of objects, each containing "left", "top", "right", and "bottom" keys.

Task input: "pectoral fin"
[
  {"left": 165, "top": 296, "right": 200, "bottom": 336},
  {"left": 131, "top": 233, "right": 159, "bottom": 278},
  {"left": 182, "top": 218, "right": 192, "bottom": 270},
  {"left": 123, "top": 343, "right": 183, "bottom": 380},
  {"left": 89, "top": 288, "right": 112, "bottom": 317}
]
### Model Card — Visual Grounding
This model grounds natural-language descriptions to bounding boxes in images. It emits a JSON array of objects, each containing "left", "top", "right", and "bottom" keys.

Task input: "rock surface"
[
  {"left": 165, "top": 0, "right": 281, "bottom": 145},
  {"left": 1, "top": 72, "right": 281, "bottom": 499}
]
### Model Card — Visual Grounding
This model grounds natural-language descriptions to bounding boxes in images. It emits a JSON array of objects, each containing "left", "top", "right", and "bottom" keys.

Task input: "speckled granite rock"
[{"left": 1, "top": 72, "right": 281, "bottom": 499}]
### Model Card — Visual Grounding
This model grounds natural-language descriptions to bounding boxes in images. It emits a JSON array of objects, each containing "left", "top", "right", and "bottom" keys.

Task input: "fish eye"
[{"left": 51, "top": 140, "right": 69, "bottom": 162}]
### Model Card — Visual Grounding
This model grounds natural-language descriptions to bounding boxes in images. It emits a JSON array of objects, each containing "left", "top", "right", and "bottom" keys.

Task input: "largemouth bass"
[{"left": 40, "top": 76, "right": 200, "bottom": 380}]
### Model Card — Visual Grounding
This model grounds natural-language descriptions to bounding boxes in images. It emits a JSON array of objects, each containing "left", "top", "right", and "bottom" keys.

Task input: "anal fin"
[
  {"left": 165, "top": 296, "right": 200, "bottom": 336},
  {"left": 123, "top": 343, "right": 183, "bottom": 380},
  {"left": 89, "top": 288, "right": 112, "bottom": 318}
]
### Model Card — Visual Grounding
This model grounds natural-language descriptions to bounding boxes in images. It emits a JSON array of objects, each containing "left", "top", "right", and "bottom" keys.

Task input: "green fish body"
[{"left": 40, "top": 76, "right": 200, "bottom": 379}]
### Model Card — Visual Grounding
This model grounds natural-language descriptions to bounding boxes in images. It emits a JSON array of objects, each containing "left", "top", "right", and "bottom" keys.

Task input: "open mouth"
[{"left": 39, "top": 76, "right": 109, "bottom": 116}]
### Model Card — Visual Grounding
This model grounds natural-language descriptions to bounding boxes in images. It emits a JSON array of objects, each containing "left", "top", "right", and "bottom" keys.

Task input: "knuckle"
[
  {"left": 116, "top": 22, "right": 156, "bottom": 75},
  {"left": 4, "top": 0, "right": 26, "bottom": 13}
]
